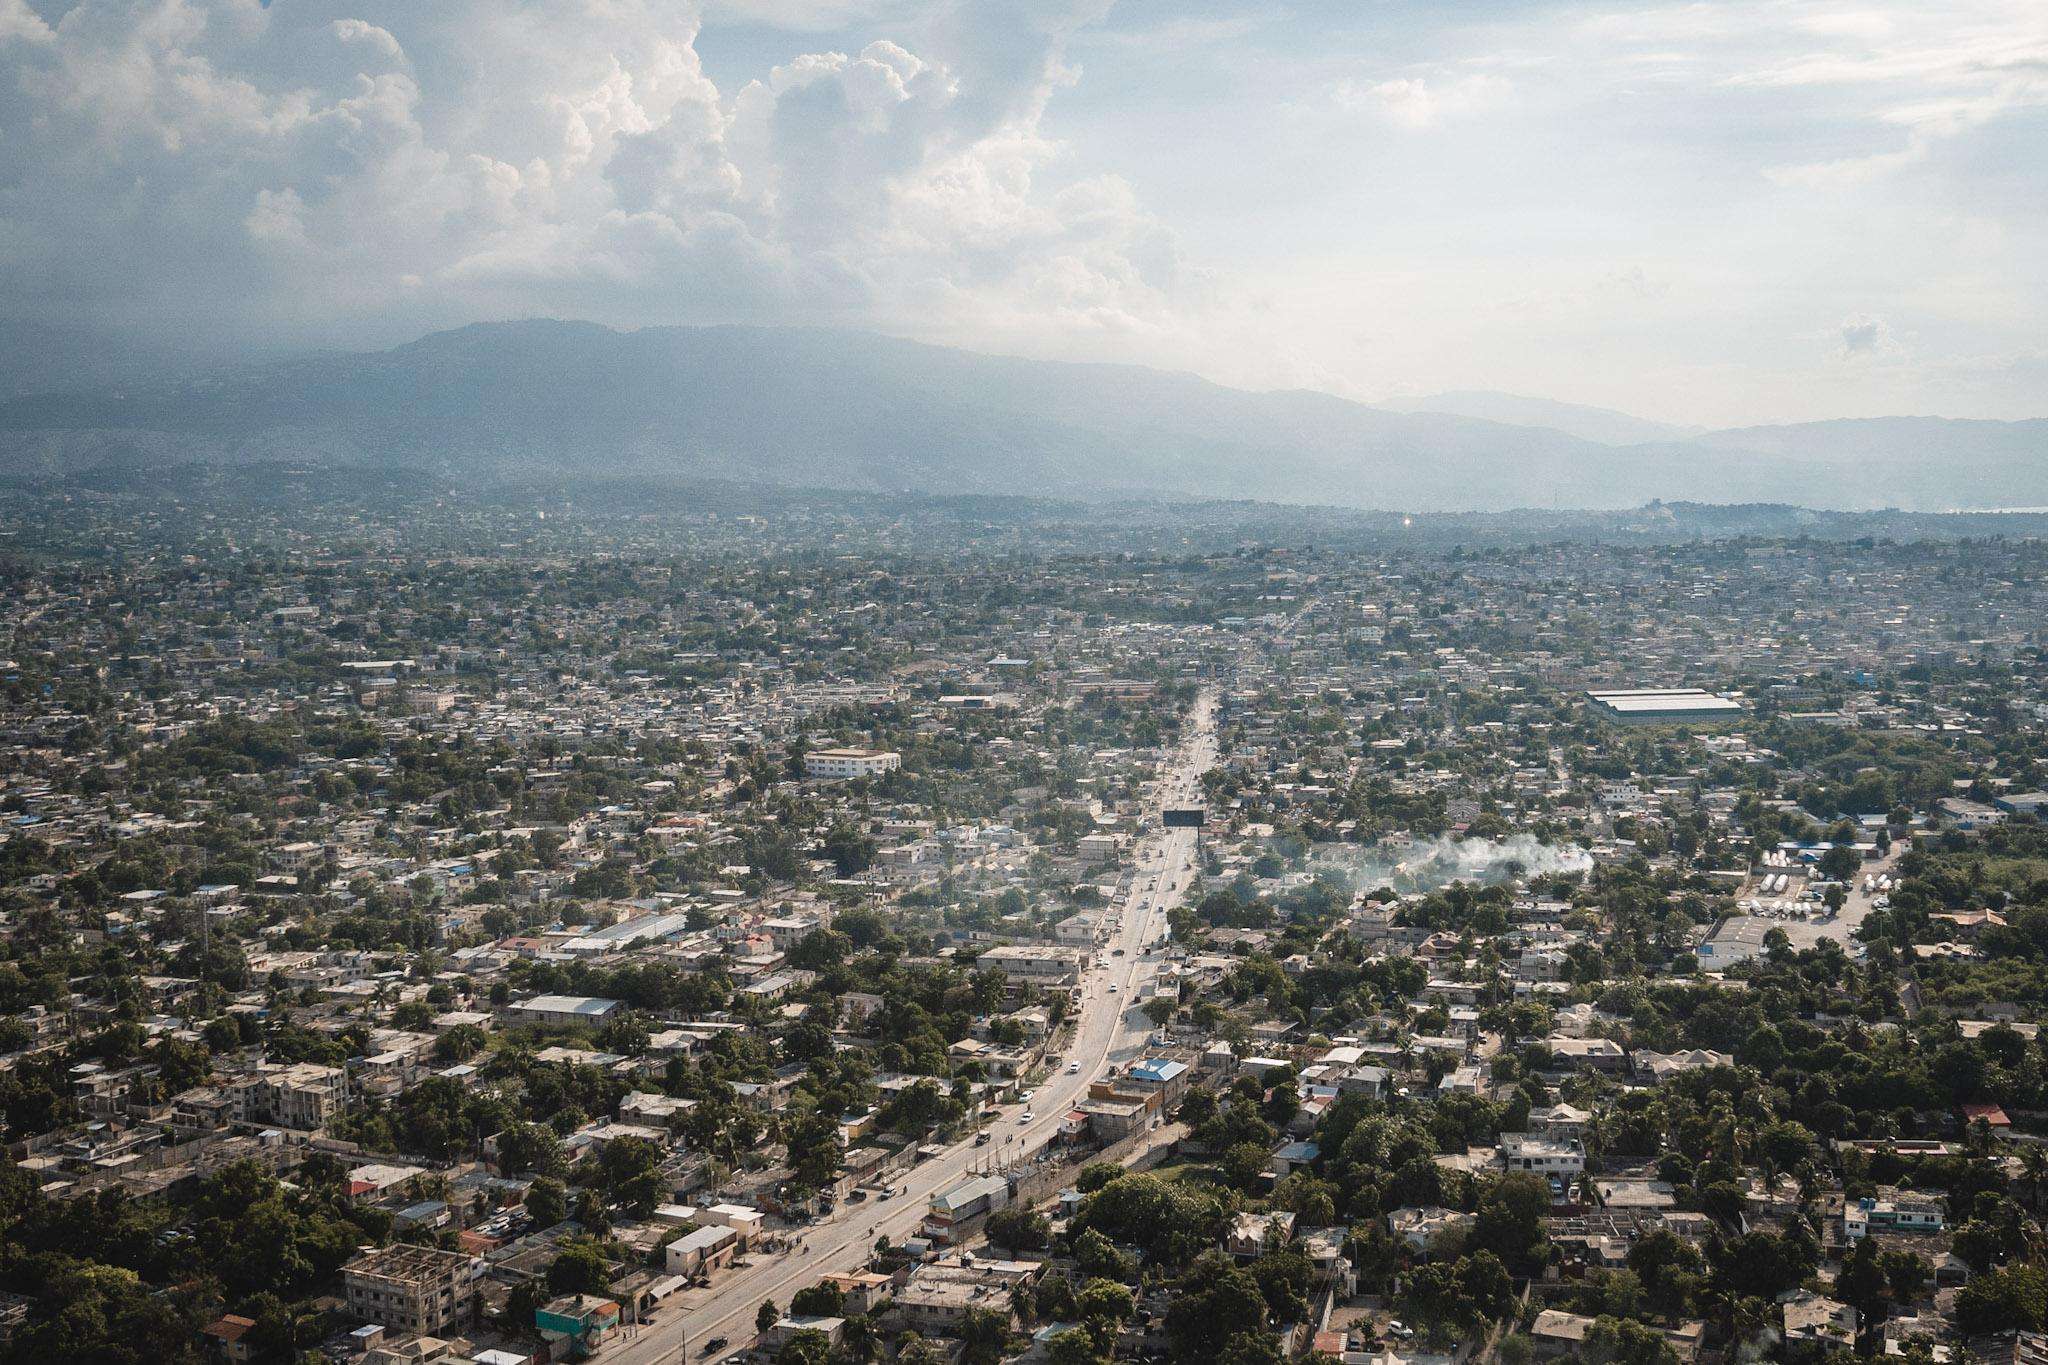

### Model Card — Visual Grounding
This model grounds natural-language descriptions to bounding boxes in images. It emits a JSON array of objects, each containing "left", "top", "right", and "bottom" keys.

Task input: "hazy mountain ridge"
[
  {"left": 1377, "top": 389, "right": 1706, "bottom": 446},
  {"left": 2, "top": 320, "right": 2041, "bottom": 512}
]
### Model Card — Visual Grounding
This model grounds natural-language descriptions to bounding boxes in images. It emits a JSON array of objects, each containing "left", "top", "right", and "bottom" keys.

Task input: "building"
[
  {"left": 1783, "top": 1292, "right": 1858, "bottom": 1350},
  {"left": 1528, "top": 1104, "right": 1591, "bottom": 1142},
  {"left": 499, "top": 995, "right": 623, "bottom": 1029},
  {"left": 922, "top": 1174, "right": 1011, "bottom": 1244},
  {"left": 764, "top": 1316, "right": 847, "bottom": 1351},
  {"left": 1122, "top": 1057, "right": 1190, "bottom": 1105},
  {"left": 1586, "top": 688, "right": 1744, "bottom": 725},
  {"left": 664, "top": 1223, "right": 739, "bottom": 1276},
  {"left": 1633, "top": 1049, "right": 1735, "bottom": 1082},
  {"left": 689, "top": 1202, "right": 766, "bottom": 1246},
  {"left": 535, "top": 1294, "right": 619, "bottom": 1357},
  {"left": 803, "top": 748, "right": 902, "bottom": 781},
  {"left": 892, "top": 1259, "right": 1036, "bottom": 1335},
  {"left": 1542, "top": 1036, "right": 1629, "bottom": 1074},
  {"left": 1696, "top": 917, "right": 1774, "bottom": 968},
  {"left": 976, "top": 945, "right": 1082, "bottom": 988},
  {"left": 202, "top": 1314, "right": 258, "bottom": 1363},
  {"left": 1845, "top": 1192, "right": 1945, "bottom": 1240},
  {"left": 343, "top": 1245, "right": 480, "bottom": 1338},
  {"left": 1499, "top": 1134, "right": 1586, "bottom": 1180},
  {"left": 1225, "top": 1211, "right": 1295, "bottom": 1259},
  {"left": 239, "top": 1063, "right": 350, "bottom": 1131}
]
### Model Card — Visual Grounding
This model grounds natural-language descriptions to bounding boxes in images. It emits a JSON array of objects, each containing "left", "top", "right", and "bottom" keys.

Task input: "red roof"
[
  {"left": 1961, "top": 1103, "right": 2011, "bottom": 1126},
  {"left": 206, "top": 1315, "right": 256, "bottom": 1342}
]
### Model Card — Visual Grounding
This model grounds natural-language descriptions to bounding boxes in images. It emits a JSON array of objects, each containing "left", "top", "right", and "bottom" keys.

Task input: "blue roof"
[{"left": 1129, "top": 1058, "right": 1188, "bottom": 1083}]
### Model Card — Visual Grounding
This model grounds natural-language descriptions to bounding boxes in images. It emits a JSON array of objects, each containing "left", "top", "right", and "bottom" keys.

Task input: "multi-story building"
[
  {"left": 975, "top": 945, "right": 1081, "bottom": 988},
  {"left": 1844, "top": 1192, "right": 1945, "bottom": 1240},
  {"left": 343, "top": 1245, "right": 480, "bottom": 1337},
  {"left": 802, "top": 748, "right": 901, "bottom": 781}
]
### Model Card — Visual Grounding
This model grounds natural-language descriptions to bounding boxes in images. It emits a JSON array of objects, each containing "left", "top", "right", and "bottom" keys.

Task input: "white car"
[
  {"left": 1067, "top": 1062, "right": 1080, "bottom": 1074},
  {"left": 1019, "top": 1110, "right": 1034, "bottom": 1124}
]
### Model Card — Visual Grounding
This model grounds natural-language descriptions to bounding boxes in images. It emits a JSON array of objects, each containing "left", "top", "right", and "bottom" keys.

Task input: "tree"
[
  {"left": 1250, "top": 1249, "right": 1316, "bottom": 1324},
  {"left": 1071, "top": 1227, "right": 1133, "bottom": 1281},
  {"left": 790, "top": 1282, "right": 845, "bottom": 1317},
  {"left": 8, "top": 1261, "right": 206, "bottom": 1365},
  {"left": 1273, "top": 1171, "right": 1337, "bottom": 1226},
  {"left": 1217, "top": 1332, "right": 1285, "bottom": 1365},
  {"left": 959, "top": 1307, "right": 1011, "bottom": 1365},
  {"left": 987, "top": 1205, "right": 1051, "bottom": 1252},
  {"left": 1075, "top": 1162, "right": 1122, "bottom": 1194},
  {"left": 1045, "top": 1327, "right": 1104, "bottom": 1365},
  {"left": 822, "top": 824, "right": 878, "bottom": 877},
  {"left": 1220, "top": 1141, "right": 1270, "bottom": 1192},
  {"left": 1584, "top": 1316, "right": 1678, "bottom": 1365},
  {"left": 1168, "top": 1252, "right": 1270, "bottom": 1359},
  {"left": 1626, "top": 1227, "right": 1704, "bottom": 1316},
  {"left": 777, "top": 1329, "right": 833, "bottom": 1365},
  {"left": 1076, "top": 1172, "right": 1222, "bottom": 1267},
  {"left": 757, "top": 1300, "right": 781, "bottom": 1335},
  {"left": 495, "top": 1121, "right": 565, "bottom": 1177},
  {"left": 1075, "top": 1277, "right": 1135, "bottom": 1326},
  {"left": 1473, "top": 1172, "right": 1550, "bottom": 1271},
  {"left": 1955, "top": 1264, "right": 2048, "bottom": 1336},
  {"left": 525, "top": 1176, "right": 568, "bottom": 1228},
  {"left": 547, "top": 1239, "right": 611, "bottom": 1295},
  {"left": 1836, "top": 1238, "right": 1890, "bottom": 1322},
  {"left": 1882, "top": 1248, "right": 1930, "bottom": 1305}
]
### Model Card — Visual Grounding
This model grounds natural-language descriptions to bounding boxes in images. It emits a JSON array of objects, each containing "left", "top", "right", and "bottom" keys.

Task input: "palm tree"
[{"left": 2019, "top": 1146, "right": 2048, "bottom": 1213}]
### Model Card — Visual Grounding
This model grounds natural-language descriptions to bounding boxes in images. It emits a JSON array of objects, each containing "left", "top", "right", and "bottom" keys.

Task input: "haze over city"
[{"left": 3, "top": 0, "right": 2045, "bottom": 427}]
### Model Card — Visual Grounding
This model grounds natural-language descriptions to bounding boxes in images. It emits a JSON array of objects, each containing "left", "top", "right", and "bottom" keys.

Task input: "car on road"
[
  {"left": 976, "top": 1132, "right": 992, "bottom": 1145},
  {"left": 1020, "top": 1110, "right": 1034, "bottom": 1123},
  {"left": 1067, "top": 1061, "right": 1080, "bottom": 1073},
  {"left": 703, "top": 1337, "right": 728, "bottom": 1355},
  {"left": 1108, "top": 984, "right": 1118, "bottom": 992}
]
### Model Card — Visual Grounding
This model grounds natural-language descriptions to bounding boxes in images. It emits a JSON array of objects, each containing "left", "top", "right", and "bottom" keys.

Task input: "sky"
[{"left": 1, "top": 0, "right": 2043, "bottom": 427}]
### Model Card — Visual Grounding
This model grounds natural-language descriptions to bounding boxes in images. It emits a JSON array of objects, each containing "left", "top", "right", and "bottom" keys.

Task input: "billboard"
[{"left": 1162, "top": 808, "right": 1205, "bottom": 829}]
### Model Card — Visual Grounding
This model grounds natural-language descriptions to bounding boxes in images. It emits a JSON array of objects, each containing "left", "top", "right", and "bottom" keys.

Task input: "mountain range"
[{"left": 2, "top": 319, "right": 2041, "bottom": 513}]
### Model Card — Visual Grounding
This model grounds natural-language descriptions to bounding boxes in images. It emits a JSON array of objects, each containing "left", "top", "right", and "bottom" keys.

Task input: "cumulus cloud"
[{"left": 0, "top": 0, "right": 1190, "bottom": 349}]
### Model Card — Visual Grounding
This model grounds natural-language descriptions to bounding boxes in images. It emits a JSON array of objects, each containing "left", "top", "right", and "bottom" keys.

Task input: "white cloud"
[
  {"left": 1334, "top": 72, "right": 1510, "bottom": 128},
  {"left": 0, "top": 0, "right": 1190, "bottom": 346}
]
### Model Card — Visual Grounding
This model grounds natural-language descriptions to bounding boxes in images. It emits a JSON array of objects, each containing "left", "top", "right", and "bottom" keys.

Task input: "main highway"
[{"left": 610, "top": 691, "right": 1219, "bottom": 1365}]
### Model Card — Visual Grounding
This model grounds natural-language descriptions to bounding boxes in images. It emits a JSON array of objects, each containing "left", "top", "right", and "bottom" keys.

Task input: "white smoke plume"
[{"left": 1310, "top": 834, "right": 1591, "bottom": 896}]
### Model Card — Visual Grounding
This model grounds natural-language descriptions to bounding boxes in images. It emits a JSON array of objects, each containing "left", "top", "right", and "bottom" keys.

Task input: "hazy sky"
[{"left": 2, "top": 0, "right": 2043, "bottom": 426}]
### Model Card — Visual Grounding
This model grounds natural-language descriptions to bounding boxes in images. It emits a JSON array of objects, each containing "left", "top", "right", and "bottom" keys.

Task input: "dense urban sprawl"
[{"left": 2, "top": 495, "right": 2048, "bottom": 1365}]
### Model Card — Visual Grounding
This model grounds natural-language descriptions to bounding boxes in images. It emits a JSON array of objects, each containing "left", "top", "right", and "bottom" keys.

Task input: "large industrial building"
[{"left": 1586, "top": 688, "right": 1744, "bottom": 725}]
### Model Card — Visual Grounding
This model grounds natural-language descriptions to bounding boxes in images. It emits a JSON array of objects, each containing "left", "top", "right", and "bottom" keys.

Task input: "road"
[{"left": 609, "top": 691, "right": 1219, "bottom": 1365}]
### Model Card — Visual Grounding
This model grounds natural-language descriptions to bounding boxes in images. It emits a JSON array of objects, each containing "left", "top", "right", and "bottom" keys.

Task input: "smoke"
[{"left": 1310, "top": 834, "right": 1590, "bottom": 896}]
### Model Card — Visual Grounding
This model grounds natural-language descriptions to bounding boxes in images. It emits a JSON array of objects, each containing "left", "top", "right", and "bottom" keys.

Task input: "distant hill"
[
  {"left": 1378, "top": 390, "right": 1704, "bottom": 446},
  {"left": 1, "top": 320, "right": 2041, "bottom": 512}
]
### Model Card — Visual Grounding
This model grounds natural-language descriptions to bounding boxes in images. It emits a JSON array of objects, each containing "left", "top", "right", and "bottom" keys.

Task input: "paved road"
[{"left": 608, "top": 693, "right": 1219, "bottom": 1365}]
